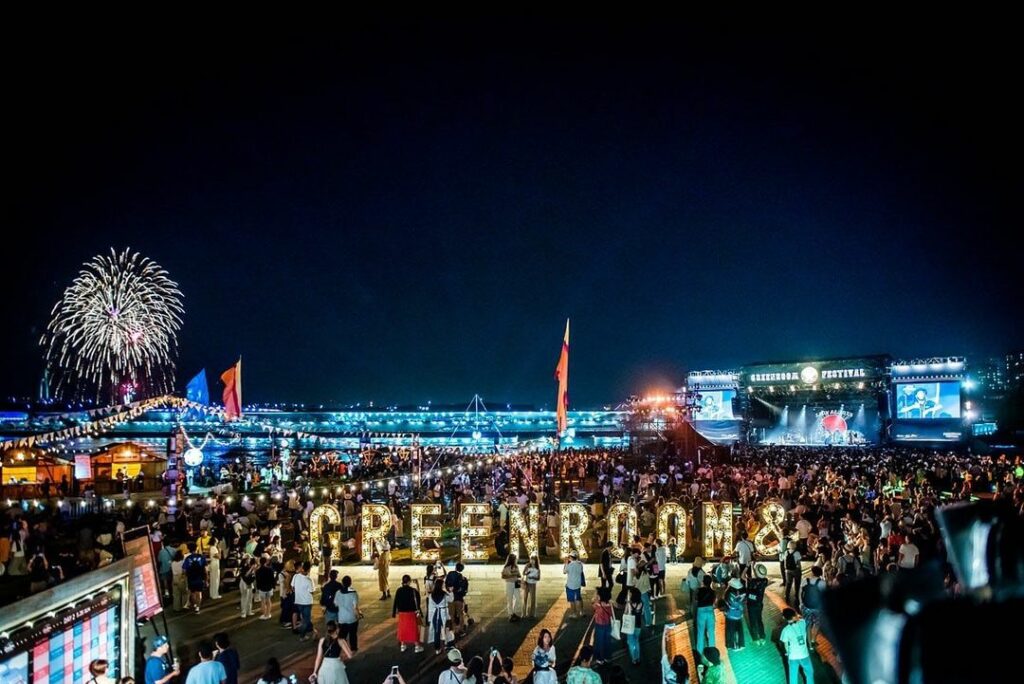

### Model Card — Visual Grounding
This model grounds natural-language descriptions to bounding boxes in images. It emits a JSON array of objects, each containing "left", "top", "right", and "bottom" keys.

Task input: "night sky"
[{"left": 4, "top": 20, "right": 1021, "bottom": 407}]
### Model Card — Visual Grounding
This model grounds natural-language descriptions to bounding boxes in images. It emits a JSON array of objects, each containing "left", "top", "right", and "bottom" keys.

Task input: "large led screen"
[
  {"left": 0, "top": 586, "right": 123, "bottom": 683},
  {"left": 894, "top": 381, "right": 961, "bottom": 420},
  {"left": 695, "top": 389, "right": 736, "bottom": 421}
]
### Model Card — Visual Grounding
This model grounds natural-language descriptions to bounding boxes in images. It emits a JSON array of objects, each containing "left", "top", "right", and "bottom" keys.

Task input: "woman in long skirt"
[
  {"left": 311, "top": 621, "right": 353, "bottom": 684},
  {"left": 426, "top": 579, "right": 450, "bottom": 655},
  {"left": 392, "top": 575, "right": 424, "bottom": 653}
]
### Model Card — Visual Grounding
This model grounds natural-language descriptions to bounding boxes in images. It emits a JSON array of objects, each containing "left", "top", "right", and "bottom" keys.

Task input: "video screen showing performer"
[
  {"left": 696, "top": 390, "right": 736, "bottom": 421},
  {"left": 895, "top": 382, "right": 960, "bottom": 419}
]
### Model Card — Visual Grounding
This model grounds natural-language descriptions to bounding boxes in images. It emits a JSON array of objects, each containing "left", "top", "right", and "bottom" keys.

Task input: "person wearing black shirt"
[
  {"left": 445, "top": 563, "right": 470, "bottom": 637},
  {"left": 695, "top": 575, "right": 717, "bottom": 655},
  {"left": 321, "top": 569, "right": 343, "bottom": 625},
  {"left": 391, "top": 575, "right": 424, "bottom": 653},
  {"left": 255, "top": 556, "right": 277, "bottom": 620},
  {"left": 599, "top": 541, "right": 614, "bottom": 589},
  {"left": 214, "top": 633, "right": 240, "bottom": 684},
  {"left": 744, "top": 565, "right": 770, "bottom": 645}
]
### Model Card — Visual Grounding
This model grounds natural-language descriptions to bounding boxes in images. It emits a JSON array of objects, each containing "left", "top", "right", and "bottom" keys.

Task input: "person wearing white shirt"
[
  {"left": 779, "top": 608, "right": 813, "bottom": 684},
  {"left": 898, "top": 536, "right": 920, "bottom": 570},
  {"left": 733, "top": 533, "right": 755, "bottom": 572},
  {"left": 291, "top": 562, "right": 315, "bottom": 640},
  {"left": 625, "top": 550, "right": 638, "bottom": 588}
]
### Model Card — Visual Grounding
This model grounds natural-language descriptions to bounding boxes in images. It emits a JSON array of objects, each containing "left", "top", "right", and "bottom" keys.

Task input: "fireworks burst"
[{"left": 42, "top": 248, "right": 184, "bottom": 400}]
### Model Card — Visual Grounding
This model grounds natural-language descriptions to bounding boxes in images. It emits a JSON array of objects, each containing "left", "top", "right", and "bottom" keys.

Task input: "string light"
[
  {"left": 702, "top": 501, "right": 734, "bottom": 558},
  {"left": 459, "top": 503, "right": 490, "bottom": 562},
  {"left": 309, "top": 504, "right": 341, "bottom": 566},
  {"left": 559, "top": 502, "right": 589, "bottom": 560},
  {"left": 605, "top": 503, "right": 638, "bottom": 559},
  {"left": 754, "top": 499, "right": 787, "bottom": 556},
  {"left": 656, "top": 502, "right": 687, "bottom": 549},
  {"left": 507, "top": 503, "right": 540, "bottom": 559},
  {"left": 410, "top": 503, "right": 442, "bottom": 562},
  {"left": 360, "top": 503, "right": 392, "bottom": 562}
]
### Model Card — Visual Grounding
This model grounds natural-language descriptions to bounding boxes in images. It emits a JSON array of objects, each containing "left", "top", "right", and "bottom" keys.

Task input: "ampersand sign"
[{"left": 753, "top": 499, "right": 786, "bottom": 557}]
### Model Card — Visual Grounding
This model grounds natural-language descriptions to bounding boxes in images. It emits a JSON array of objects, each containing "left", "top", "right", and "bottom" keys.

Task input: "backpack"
[
  {"left": 801, "top": 578, "right": 823, "bottom": 610},
  {"left": 785, "top": 552, "right": 799, "bottom": 572},
  {"left": 184, "top": 555, "right": 204, "bottom": 580},
  {"left": 841, "top": 556, "right": 860, "bottom": 582}
]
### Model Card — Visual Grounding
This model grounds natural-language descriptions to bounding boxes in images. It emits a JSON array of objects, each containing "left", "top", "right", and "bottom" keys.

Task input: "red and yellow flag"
[
  {"left": 554, "top": 319, "right": 569, "bottom": 435},
  {"left": 220, "top": 358, "right": 242, "bottom": 420}
]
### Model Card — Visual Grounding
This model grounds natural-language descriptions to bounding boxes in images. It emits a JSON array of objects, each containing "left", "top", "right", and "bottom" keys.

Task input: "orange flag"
[
  {"left": 220, "top": 358, "right": 242, "bottom": 420},
  {"left": 554, "top": 319, "right": 569, "bottom": 435}
]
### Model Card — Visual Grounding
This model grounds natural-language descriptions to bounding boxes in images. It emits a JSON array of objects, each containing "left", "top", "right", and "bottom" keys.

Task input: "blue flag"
[{"left": 186, "top": 369, "right": 209, "bottom": 405}]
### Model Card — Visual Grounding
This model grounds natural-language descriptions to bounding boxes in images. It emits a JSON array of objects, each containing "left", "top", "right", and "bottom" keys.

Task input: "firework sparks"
[{"left": 41, "top": 248, "right": 184, "bottom": 400}]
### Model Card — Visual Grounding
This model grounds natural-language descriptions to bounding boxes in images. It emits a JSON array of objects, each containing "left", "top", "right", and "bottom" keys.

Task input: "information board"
[{"left": 123, "top": 530, "right": 163, "bottom": 621}]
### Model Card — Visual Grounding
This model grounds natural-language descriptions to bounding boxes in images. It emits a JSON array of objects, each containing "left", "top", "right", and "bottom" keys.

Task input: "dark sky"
[{"left": 4, "top": 19, "right": 1021, "bottom": 407}]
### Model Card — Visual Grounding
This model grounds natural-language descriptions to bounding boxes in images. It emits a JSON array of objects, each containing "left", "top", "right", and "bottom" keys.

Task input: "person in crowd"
[
  {"left": 724, "top": 577, "right": 746, "bottom": 651},
  {"left": 392, "top": 574, "right": 425, "bottom": 653},
  {"left": 694, "top": 575, "right": 716, "bottom": 655},
  {"left": 783, "top": 540, "right": 802, "bottom": 605},
  {"left": 144, "top": 635, "right": 178, "bottom": 684},
  {"left": 566, "top": 644, "right": 602, "bottom": 684},
  {"left": 376, "top": 537, "right": 392, "bottom": 600},
  {"left": 310, "top": 620, "right": 353, "bottom": 684},
  {"left": 213, "top": 633, "right": 239, "bottom": 684},
  {"left": 238, "top": 556, "right": 256, "bottom": 619},
  {"left": 598, "top": 540, "right": 614, "bottom": 589},
  {"left": 207, "top": 535, "right": 222, "bottom": 600},
  {"left": 463, "top": 655, "right": 486, "bottom": 684},
  {"left": 661, "top": 624, "right": 690, "bottom": 684},
  {"left": 697, "top": 647, "right": 723, "bottom": 684},
  {"left": 426, "top": 577, "right": 451, "bottom": 655},
  {"left": 623, "top": 586, "right": 644, "bottom": 666},
  {"left": 531, "top": 628, "right": 557, "bottom": 684},
  {"left": 255, "top": 555, "right": 277, "bottom": 620},
  {"left": 445, "top": 562, "right": 470, "bottom": 634},
  {"left": 500, "top": 553, "right": 521, "bottom": 622},
  {"left": 335, "top": 575, "right": 361, "bottom": 652},
  {"left": 321, "top": 568, "right": 343, "bottom": 625},
  {"left": 744, "top": 563, "right": 770, "bottom": 645},
  {"left": 87, "top": 658, "right": 116, "bottom": 684},
  {"left": 438, "top": 648, "right": 465, "bottom": 684},
  {"left": 564, "top": 551, "right": 586, "bottom": 618},
  {"left": 654, "top": 538, "right": 668, "bottom": 598},
  {"left": 780, "top": 608, "right": 814, "bottom": 684},
  {"left": 182, "top": 544, "right": 207, "bottom": 614},
  {"left": 591, "top": 586, "right": 614, "bottom": 664},
  {"left": 684, "top": 559, "right": 706, "bottom": 613},
  {"left": 184, "top": 642, "right": 226, "bottom": 684},
  {"left": 292, "top": 561, "right": 316, "bottom": 640},
  {"left": 800, "top": 566, "right": 826, "bottom": 650},
  {"left": 733, "top": 531, "right": 755, "bottom": 575},
  {"left": 256, "top": 658, "right": 288, "bottom": 684}
]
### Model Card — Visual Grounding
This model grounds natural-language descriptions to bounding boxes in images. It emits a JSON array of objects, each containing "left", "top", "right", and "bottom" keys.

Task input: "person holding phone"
[{"left": 382, "top": 667, "right": 406, "bottom": 684}]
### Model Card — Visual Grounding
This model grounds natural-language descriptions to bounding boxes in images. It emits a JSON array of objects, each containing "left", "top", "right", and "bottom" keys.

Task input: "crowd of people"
[{"left": 1, "top": 442, "right": 1022, "bottom": 683}]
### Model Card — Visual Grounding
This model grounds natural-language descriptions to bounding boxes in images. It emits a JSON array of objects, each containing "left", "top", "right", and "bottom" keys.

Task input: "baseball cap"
[
  {"left": 447, "top": 648, "right": 462, "bottom": 664},
  {"left": 152, "top": 635, "right": 169, "bottom": 648}
]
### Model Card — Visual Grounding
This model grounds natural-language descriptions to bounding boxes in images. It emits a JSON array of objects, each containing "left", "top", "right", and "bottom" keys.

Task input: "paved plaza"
[{"left": 162, "top": 562, "right": 842, "bottom": 684}]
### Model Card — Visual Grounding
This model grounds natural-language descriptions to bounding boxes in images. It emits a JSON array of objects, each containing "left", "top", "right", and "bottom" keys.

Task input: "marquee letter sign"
[
  {"left": 309, "top": 504, "right": 341, "bottom": 566},
  {"left": 410, "top": 503, "right": 442, "bottom": 562},
  {"left": 508, "top": 503, "right": 540, "bottom": 559},
  {"left": 559, "top": 502, "right": 590, "bottom": 560},
  {"left": 360, "top": 503, "right": 393, "bottom": 562},
  {"left": 702, "top": 501, "right": 734, "bottom": 558},
  {"left": 753, "top": 499, "right": 786, "bottom": 556},
  {"left": 606, "top": 503, "right": 639, "bottom": 558},
  {"left": 657, "top": 502, "right": 687, "bottom": 550},
  {"left": 460, "top": 503, "right": 491, "bottom": 562}
]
